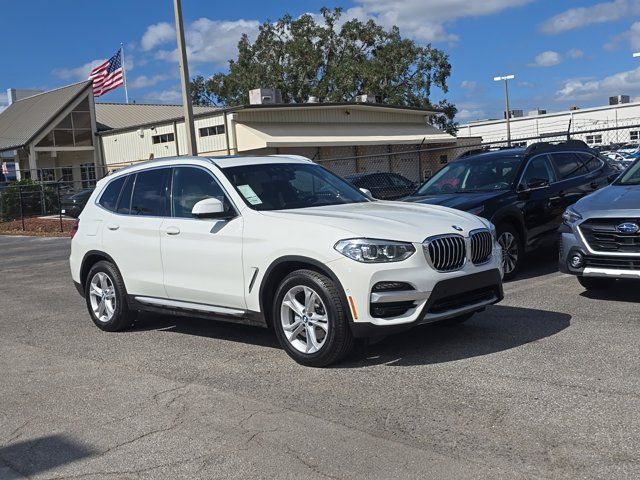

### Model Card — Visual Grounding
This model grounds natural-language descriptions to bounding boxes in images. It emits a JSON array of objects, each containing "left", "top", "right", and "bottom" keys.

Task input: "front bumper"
[
  {"left": 328, "top": 240, "right": 504, "bottom": 337},
  {"left": 559, "top": 223, "right": 640, "bottom": 279}
]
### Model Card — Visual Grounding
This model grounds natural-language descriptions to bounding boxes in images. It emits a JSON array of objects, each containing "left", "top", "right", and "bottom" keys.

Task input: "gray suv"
[{"left": 559, "top": 158, "right": 640, "bottom": 290}]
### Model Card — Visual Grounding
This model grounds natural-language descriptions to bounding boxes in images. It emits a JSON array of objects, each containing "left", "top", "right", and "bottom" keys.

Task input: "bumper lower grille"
[
  {"left": 470, "top": 229, "right": 493, "bottom": 265},
  {"left": 580, "top": 218, "right": 640, "bottom": 253},
  {"left": 423, "top": 234, "right": 466, "bottom": 272},
  {"left": 585, "top": 255, "right": 640, "bottom": 270},
  {"left": 428, "top": 285, "right": 500, "bottom": 315}
]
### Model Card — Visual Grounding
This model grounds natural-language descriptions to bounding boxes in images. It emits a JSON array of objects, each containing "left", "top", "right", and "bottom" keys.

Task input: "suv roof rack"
[{"left": 524, "top": 140, "right": 590, "bottom": 156}]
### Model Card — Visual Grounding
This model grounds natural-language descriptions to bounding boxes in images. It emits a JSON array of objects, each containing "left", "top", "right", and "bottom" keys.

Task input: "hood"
[
  {"left": 259, "top": 201, "right": 488, "bottom": 243},
  {"left": 403, "top": 191, "right": 506, "bottom": 211},
  {"left": 575, "top": 184, "right": 640, "bottom": 216}
]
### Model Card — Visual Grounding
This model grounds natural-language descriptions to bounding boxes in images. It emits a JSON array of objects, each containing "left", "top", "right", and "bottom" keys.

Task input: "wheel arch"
[
  {"left": 79, "top": 250, "right": 118, "bottom": 294},
  {"left": 492, "top": 210, "right": 526, "bottom": 246},
  {"left": 258, "top": 256, "right": 352, "bottom": 328}
]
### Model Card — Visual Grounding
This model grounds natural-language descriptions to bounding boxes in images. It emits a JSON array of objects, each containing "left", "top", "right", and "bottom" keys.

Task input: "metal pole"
[
  {"left": 18, "top": 186, "right": 25, "bottom": 231},
  {"left": 173, "top": 0, "right": 198, "bottom": 156},
  {"left": 120, "top": 43, "right": 129, "bottom": 104},
  {"left": 57, "top": 184, "right": 63, "bottom": 233},
  {"left": 504, "top": 79, "right": 511, "bottom": 147}
]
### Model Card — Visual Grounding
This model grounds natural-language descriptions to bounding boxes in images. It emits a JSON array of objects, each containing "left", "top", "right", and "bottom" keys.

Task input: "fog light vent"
[{"left": 372, "top": 281, "right": 414, "bottom": 292}]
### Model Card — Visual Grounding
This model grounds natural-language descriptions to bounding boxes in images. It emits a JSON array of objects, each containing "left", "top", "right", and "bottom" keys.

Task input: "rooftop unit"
[
  {"left": 504, "top": 109, "right": 523, "bottom": 119},
  {"left": 355, "top": 94, "right": 383, "bottom": 103},
  {"left": 528, "top": 109, "right": 547, "bottom": 116},
  {"left": 249, "top": 88, "right": 283, "bottom": 105},
  {"left": 609, "top": 95, "right": 630, "bottom": 105}
]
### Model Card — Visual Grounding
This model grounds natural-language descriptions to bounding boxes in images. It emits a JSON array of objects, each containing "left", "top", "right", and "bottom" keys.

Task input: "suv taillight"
[{"left": 70, "top": 219, "right": 79, "bottom": 239}]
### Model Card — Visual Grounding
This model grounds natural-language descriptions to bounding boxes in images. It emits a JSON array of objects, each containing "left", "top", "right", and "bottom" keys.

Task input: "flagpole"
[{"left": 120, "top": 42, "right": 129, "bottom": 104}]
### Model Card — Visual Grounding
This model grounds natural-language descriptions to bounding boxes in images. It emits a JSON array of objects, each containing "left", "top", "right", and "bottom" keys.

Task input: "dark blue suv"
[{"left": 403, "top": 141, "right": 618, "bottom": 279}]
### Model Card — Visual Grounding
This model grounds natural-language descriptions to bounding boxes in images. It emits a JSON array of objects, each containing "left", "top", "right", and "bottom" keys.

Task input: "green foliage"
[
  {"left": 191, "top": 7, "right": 457, "bottom": 133},
  {"left": 0, "top": 180, "right": 60, "bottom": 221}
]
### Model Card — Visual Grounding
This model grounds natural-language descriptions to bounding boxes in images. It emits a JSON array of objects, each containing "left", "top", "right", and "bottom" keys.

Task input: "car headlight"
[
  {"left": 468, "top": 205, "right": 485, "bottom": 216},
  {"left": 334, "top": 239, "right": 416, "bottom": 263},
  {"left": 562, "top": 207, "right": 582, "bottom": 226}
]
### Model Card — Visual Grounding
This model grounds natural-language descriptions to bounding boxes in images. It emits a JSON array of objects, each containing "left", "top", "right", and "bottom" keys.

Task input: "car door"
[
  {"left": 388, "top": 174, "right": 416, "bottom": 199},
  {"left": 575, "top": 152, "right": 610, "bottom": 193},
  {"left": 160, "top": 166, "right": 245, "bottom": 309},
  {"left": 548, "top": 152, "right": 589, "bottom": 210},
  {"left": 518, "top": 154, "right": 560, "bottom": 246},
  {"left": 101, "top": 168, "right": 170, "bottom": 298},
  {"left": 368, "top": 173, "right": 394, "bottom": 199}
]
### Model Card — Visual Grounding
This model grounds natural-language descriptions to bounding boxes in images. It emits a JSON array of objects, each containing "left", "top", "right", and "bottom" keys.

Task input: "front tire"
[
  {"left": 497, "top": 224, "right": 523, "bottom": 280},
  {"left": 273, "top": 269, "right": 354, "bottom": 367},
  {"left": 85, "top": 261, "right": 136, "bottom": 332},
  {"left": 577, "top": 276, "right": 611, "bottom": 291}
]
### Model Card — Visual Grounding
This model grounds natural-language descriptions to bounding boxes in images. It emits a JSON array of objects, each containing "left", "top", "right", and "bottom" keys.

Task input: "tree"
[{"left": 191, "top": 8, "right": 457, "bottom": 133}]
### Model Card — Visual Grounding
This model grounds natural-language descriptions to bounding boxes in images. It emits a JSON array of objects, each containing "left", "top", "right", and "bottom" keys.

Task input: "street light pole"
[
  {"left": 494, "top": 74, "right": 515, "bottom": 147},
  {"left": 173, "top": 0, "right": 197, "bottom": 156}
]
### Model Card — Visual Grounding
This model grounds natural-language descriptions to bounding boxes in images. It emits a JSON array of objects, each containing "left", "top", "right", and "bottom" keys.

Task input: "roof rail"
[
  {"left": 524, "top": 139, "right": 590, "bottom": 156},
  {"left": 268, "top": 154, "right": 313, "bottom": 162}
]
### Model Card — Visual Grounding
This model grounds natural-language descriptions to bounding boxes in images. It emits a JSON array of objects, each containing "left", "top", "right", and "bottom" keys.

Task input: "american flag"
[{"left": 89, "top": 49, "right": 125, "bottom": 97}]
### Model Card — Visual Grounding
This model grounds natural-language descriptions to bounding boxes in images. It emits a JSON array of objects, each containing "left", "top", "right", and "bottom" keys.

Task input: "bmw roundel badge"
[{"left": 452, "top": 225, "right": 464, "bottom": 232}]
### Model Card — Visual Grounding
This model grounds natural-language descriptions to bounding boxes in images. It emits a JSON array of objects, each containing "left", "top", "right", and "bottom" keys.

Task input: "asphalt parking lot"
[{"left": 1, "top": 235, "right": 639, "bottom": 479}]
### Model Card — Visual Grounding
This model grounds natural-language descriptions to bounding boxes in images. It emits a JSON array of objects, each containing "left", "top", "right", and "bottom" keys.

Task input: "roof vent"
[
  {"left": 355, "top": 94, "right": 382, "bottom": 103},
  {"left": 307, "top": 96, "right": 319, "bottom": 103},
  {"left": 249, "top": 88, "right": 282, "bottom": 105}
]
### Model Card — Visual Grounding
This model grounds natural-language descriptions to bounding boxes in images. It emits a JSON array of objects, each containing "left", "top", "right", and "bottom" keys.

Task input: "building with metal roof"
[{"left": 0, "top": 81, "right": 457, "bottom": 187}]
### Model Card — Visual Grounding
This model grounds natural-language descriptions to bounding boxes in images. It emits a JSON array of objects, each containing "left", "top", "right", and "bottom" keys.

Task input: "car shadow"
[
  {"left": 510, "top": 246, "right": 559, "bottom": 282},
  {"left": 579, "top": 280, "right": 640, "bottom": 303},
  {"left": 131, "top": 312, "right": 280, "bottom": 349},
  {"left": 0, "top": 435, "right": 96, "bottom": 477},
  {"left": 338, "top": 304, "right": 571, "bottom": 368}
]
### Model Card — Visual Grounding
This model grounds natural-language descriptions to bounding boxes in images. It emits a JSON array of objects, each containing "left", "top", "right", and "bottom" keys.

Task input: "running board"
[{"left": 134, "top": 296, "right": 246, "bottom": 317}]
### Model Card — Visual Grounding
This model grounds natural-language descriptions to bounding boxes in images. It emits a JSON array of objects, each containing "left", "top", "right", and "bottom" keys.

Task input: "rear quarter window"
[{"left": 98, "top": 176, "right": 126, "bottom": 212}]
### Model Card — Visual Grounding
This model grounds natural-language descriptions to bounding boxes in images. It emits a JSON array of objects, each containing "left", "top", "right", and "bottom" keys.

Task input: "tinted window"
[
  {"left": 130, "top": 169, "right": 171, "bottom": 216},
  {"left": 522, "top": 155, "right": 556, "bottom": 187},
  {"left": 551, "top": 153, "right": 587, "bottom": 179},
  {"left": 388, "top": 174, "right": 412, "bottom": 188},
  {"left": 575, "top": 152, "right": 602, "bottom": 172},
  {"left": 172, "top": 167, "right": 229, "bottom": 218},
  {"left": 98, "top": 177, "right": 126, "bottom": 211},
  {"left": 116, "top": 175, "right": 134, "bottom": 214},
  {"left": 223, "top": 163, "right": 368, "bottom": 211}
]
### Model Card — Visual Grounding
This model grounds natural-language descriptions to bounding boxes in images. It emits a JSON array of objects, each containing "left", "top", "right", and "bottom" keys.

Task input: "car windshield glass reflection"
[
  {"left": 416, "top": 156, "right": 521, "bottom": 195},
  {"left": 616, "top": 160, "right": 640, "bottom": 185},
  {"left": 222, "top": 163, "right": 369, "bottom": 211}
]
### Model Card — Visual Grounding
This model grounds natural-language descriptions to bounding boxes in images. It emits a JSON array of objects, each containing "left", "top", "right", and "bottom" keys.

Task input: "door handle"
[
  {"left": 165, "top": 226, "right": 180, "bottom": 236},
  {"left": 106, "top": 224, "right": 119, "bottom": 231}
]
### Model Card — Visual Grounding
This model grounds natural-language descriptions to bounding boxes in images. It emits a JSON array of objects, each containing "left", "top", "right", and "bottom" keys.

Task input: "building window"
[
  {"left": 152, "top": 133, "right": 175, "bottom": 144},
  {"left": 586, "top": 134, "right": 603, "bottom": 145},
  {"left": 38, "top": 168, "right": 55, "bottom": 182},
  {"left": 81, "top": 163, "right": 96, "bottom": 188},
  {"left": 61, "top": 167, "right": 74, "bottom": 183},
  {"left": 199, "top": 125, "right": 225, "bottom": 137},
  {"left": 631, "top": 131, "right": 640, "bottom": 141},
  {"left": 35, "top": 99, "right": 93, "bottom": 148}
]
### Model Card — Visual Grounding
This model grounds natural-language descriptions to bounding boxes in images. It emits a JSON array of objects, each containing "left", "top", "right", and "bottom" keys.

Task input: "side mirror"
[
  {"left": 359, "top": 188, "right": 373, "bottom": 198},
  {"left": 191, "top": 198, "right": 234, "bottom": 220}
]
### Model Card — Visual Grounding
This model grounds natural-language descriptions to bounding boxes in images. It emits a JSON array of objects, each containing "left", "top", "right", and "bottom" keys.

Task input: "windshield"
[
  {"left": 616, "top": 159, "right": 640, "bottom": 185},
  {"left": 415, "top": 156, "right": 522, "bottom": 195},
  {"left": 222, "top": 162, "right": 369, "bottom": 211}
]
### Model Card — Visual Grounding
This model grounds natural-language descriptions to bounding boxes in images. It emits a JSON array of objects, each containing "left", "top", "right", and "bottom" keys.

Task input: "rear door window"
[
  {"left": 98, "top": 176, "right": 126, "bottom": 212},
  {"left": 550, "top": 153, "right": 588, "bottom": 180},
  {"left": 130, "top": 168, "right": 171, "bottom": 216},
  {"left": 575, "top": 152, "right": 603, "bottom": 172}
]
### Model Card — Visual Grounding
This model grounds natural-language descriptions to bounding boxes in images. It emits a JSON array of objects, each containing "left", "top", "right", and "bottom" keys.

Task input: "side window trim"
[{"left": 170, "top": 165, "right": 239, "bottom": 219}]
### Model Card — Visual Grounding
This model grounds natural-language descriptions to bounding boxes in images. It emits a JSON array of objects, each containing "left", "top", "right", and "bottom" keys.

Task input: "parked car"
[
  {"left": 70, "top": 155, "right": 504, "bottom": 367},
  {"left": 345, "top": 172, "right": 416, "bottom": 200},
  {"left": 403, "top": 140, "right": 619, "bottom": 279},
  {"left": 61, "top": 189, "right": 93, "bottom": 218},
  {"left": 559, "top": 158, "right": 640, "bottom": 290}
]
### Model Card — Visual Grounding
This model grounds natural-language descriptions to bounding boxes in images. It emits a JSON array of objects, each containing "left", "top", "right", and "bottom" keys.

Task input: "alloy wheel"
[
  {"left": 89, "top": 272, "right": 117, "bottom": 323},
  {"left": 498, "top": 231, "right": 519, "bottom": 275},
  {"left": 280, "top": 285, "right": 329, "bottom": 354}
]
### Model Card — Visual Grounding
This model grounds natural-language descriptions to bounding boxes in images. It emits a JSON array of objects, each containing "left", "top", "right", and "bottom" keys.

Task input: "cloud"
[
  {"left": 128, "top": 74, "right": 169, "bottom": 89},
  {"left": 143, "top": 88, "right": 182, "bottom": 104},
  {"left": 144, "top": 18, "right": 260, "bottom": 66},
  {"left": 606, "top": 21, "right": 640, "bottom": 50},
  {"left": 349, "top": 0, "right": 533, "bottom": 43},
  {"left": 529, "top": 49, "right": 584, "bottom": 67},
  {"left": 556, "top": 66, "right": 640, "bottom": 100},
  {"left": 460, "top": 80, "right": 477, "bottom": 90},
  {"left": 540, "top": 0, "right": 640, "bottom": 35},
  {"left": 531, "top": 51, "right": 562, "bottom": 67},
  {"left": 141, "top": 22, "right": 175, "bottom": 51},
  {"left": 53, "top": 59, "right": 106, "bottom": 81}
]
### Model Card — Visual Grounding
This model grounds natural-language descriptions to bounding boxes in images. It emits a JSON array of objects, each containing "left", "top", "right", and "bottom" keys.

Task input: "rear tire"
[
  {"left": 85, "top": 261, "right": 136, "bottom": 332},
  {"left": 577, "top": 276, "right": 612, "bottom": 291},
  {"left": 497, "top": 224, "right": 523, "bottom": 281},
  {"left": 273, "top": 269, "right": 354, "bottom": 367}
]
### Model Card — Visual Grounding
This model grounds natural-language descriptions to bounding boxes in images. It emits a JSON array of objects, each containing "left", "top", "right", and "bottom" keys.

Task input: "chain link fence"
[{"left": 1, "top": 122, "right": 637, "bottom": 233}]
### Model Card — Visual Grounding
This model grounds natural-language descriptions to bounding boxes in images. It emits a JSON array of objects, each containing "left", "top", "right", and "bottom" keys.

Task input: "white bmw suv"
[{"left": 70, "top": 155, "right": 504, "bottom": 366}]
